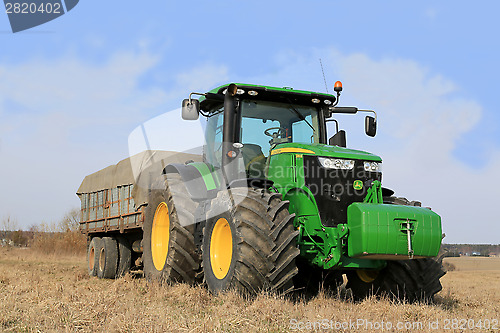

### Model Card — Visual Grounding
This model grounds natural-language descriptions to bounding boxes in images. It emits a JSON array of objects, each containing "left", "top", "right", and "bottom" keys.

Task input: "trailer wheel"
[
  {"left": 202, "top": 187, "right": 299, "bottom": 295},
  {"left": 97, "top": 237, "right": 119, "bottom": 279},
  {"left": 347, "top": 196, "right": 445, "bottom": 302},
  {"left": 116, "top": 236, "right": 132, "bottom": 277},
  {"left": 143, "top": 174, "right": 200, "bottom": 284},
  {"left": 87, "top": 237, "right": 102, "bottom": 276}
]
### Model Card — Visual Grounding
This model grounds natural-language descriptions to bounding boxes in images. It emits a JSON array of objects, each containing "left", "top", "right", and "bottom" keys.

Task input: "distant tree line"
[
  {"left": 1, "top": 209, "right": 86, "bottom": 254},
  {"left": 442, "top": 243, "right": 500, "bottom": 257}
]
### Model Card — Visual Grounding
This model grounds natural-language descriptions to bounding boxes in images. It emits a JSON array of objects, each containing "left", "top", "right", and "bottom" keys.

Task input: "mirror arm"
[
  {"left": 188, "top": 92, "right": 206, "bottom": 104},
  {"left": 358, "top": 109, "right": 377, "bottom": 122}
]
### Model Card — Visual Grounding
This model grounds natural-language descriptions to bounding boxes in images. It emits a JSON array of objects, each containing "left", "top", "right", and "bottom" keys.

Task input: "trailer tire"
[
  {"left": 143, "top": 174, "right": 200, "bottom": 284},
  {"left": 202, "top": 187, "right": 299, "bottom": 295},
  {"left": 116, "top": 236, "right": 132, "bottom": 277},
  {"left": 88, "top": 237, "right": 102, "bottom": 277},
  {"left": 97, "top": 237, "right": 119, "bottom": 279}
]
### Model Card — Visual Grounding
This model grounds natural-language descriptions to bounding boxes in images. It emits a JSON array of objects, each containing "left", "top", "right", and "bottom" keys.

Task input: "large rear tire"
[
  {"left": 347, "top": 196, "right": 446, "bottom": 302},
  {"left": 202, "top": 187, "right": 299, "bottom": 295},
  {"left": 143, "top": 174, "right": 200, "bottom": 284}
]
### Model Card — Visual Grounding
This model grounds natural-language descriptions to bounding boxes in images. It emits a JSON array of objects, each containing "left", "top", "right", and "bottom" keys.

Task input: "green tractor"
[{"left": 142, "top": 82, "right": 445, "bottom": 302}]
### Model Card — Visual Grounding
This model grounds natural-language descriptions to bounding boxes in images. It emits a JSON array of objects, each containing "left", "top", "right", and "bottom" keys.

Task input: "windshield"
[
  {"left": 204, "top": 100, "right": 321, "bottom": 170},
  {"left": 240, "top": 100, "right": 321, "bottom": 156}
]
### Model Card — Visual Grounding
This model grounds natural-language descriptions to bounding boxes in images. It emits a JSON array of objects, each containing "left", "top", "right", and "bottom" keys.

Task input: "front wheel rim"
[
  {"left": 357, "top": 269, "right": 379, "bottom": 283},
  {"left": 210, "top": 217, "right": 233, "bottom": 280}
]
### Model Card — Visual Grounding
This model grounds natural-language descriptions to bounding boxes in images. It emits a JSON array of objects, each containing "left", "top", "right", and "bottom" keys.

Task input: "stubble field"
[{"left": 0, "top": 248, "right": 499, "bottom": 332}]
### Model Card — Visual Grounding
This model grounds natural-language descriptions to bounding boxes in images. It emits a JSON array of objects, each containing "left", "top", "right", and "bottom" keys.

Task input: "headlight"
[
  {"left": 318, "top": 157, "right": 355, "bottom": 170},
  {"left": 364, "top": 161, "right": 382, "bottom": 172}
]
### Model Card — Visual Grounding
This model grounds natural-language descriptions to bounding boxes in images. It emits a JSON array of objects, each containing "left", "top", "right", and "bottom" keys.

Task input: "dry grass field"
[
  {"left": 0, "top": 248, "right": 499, "bottom": 333},
  {"left": 444, "top": 256, "right": 500, "bottom": 271}
]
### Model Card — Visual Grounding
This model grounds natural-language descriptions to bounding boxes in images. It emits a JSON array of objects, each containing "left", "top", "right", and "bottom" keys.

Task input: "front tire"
[
  {"left": 347, "top": 195, "right": 446, "bottom": 302},
  {"left": 346, "top": 258, "right": 445, "bottom": 302},
  {"left": 202, "top": 187, "right": 299, "bottom": 295}
]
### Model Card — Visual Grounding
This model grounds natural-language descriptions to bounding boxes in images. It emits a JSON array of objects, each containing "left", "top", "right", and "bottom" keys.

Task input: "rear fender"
[{"left": 163, "top": 162, "right": 219, "bottom": 201}]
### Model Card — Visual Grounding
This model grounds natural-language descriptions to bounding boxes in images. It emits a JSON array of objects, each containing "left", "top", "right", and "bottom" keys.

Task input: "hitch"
[{"left": 399, "top": 218, "right": 415, "bottom": 259}]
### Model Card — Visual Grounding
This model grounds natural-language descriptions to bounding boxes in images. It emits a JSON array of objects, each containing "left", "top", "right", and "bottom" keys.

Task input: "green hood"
[{"left": 271, "top": 142, "right": 382, "bottom": 162}]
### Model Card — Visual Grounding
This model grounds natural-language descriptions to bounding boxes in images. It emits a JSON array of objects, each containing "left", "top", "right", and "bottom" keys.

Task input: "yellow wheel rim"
[
  {"left": 357, "top": 269, "right": 379, "bottom": 283},
  {"left": 152, "top": 202, "right": 170, "bottom": 271},
  {"left": 210, "top": 217, "right": 233, "bottom": 279}
]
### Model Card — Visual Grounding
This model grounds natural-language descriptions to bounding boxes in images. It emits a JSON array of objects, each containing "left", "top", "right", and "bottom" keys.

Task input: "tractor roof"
[{"left": 200, "top": 83, "right": 337, "bottom": 112}]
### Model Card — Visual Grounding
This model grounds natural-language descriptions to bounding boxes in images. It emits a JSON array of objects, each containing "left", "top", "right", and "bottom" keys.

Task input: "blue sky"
[{"left": 0, "top": 1, "right": 499, "bottom": 243}]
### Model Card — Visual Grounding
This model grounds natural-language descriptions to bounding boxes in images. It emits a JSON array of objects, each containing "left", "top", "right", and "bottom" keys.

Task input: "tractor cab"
[{"left": 184, "top": 83, "right": 377, "bottom": 181}]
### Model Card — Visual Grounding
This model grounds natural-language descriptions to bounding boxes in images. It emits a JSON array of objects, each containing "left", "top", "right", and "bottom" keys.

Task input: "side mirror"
[
  {"left": 329, "top": 130, "right": 347, "bottom": 148},
  {"left": 365, "top": 116, "right": 376, "bottom": 137},
  {"left": 182, "top": 99, "right": 200, "bottom": 120}
]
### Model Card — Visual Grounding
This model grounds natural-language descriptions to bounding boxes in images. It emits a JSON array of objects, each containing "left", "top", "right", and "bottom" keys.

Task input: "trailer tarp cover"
[{"left": 77, "top": 150, "right": 202, "bottom": 207}]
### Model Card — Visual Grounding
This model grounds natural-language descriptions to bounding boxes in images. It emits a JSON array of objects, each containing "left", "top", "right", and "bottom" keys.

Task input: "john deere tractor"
[{"left": 139, "top": 82, "right": 445, "bottom": 302}]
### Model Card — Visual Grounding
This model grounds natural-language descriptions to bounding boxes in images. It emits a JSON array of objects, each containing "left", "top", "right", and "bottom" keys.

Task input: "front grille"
[{"left": 303, "top": 155, "right": 382, "bottom": 227}]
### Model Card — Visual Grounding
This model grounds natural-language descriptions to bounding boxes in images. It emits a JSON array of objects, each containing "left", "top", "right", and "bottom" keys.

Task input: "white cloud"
[
  {"left": 0, "top": 51, "right": 163, "bottom": 227},
  {"left": 425, "top": 8, "right": 438, "bottom": 20},
  {"left": 0, "top": 52, "right": 228, "bottom": 229},
  {"left": 175, "top": 63, "right": 229, "bottom": 93},
  {"left": 0, "top": 52, "right": 162, "bottom": 117}
]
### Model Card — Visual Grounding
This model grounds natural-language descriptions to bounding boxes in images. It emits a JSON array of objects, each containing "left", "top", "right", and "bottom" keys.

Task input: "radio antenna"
[{"left": 319, "top": 58, "right": 329, "bottom": 94}]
